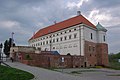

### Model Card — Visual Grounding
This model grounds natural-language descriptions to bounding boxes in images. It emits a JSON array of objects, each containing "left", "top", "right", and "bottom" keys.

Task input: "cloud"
[
  {"left": 0, "top": 20, "right": 20, "bottom": 28},
  {"left": 66, "top": 0, "right": 89, "bottom": 9},
  {"left": 88, "top": 9, "right": 112, "bottom": 25},
  {"left": 0, "top": 0, "right": 120, "bottom": 53}
]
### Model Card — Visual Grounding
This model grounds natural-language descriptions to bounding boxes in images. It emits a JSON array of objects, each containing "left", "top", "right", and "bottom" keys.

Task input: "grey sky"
[{"left": 0, "top": 0, "right": 120, "bottom": 53}]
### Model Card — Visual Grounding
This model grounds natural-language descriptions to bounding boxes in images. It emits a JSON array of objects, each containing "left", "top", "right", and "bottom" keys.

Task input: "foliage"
[
  {"left": 108, "top": 62, "right": 120, "bottom": 70},
  {"left": 109, "top": 52, "right": 120, "bottom": 62},
  {"left": 3, "top": 40, "right": 9, "bottom": 56},
  {"left": 95, "top": 66, "right": 103, "bottom": 68},
  {"left": 0, "top": 65, "right": 34, "bottom": 80},
  {"left": 3, "top": 38, "right": 15, "bottom": 57},
  {"left": 108, "top": 52, "right": 120, "bottom": 70}
]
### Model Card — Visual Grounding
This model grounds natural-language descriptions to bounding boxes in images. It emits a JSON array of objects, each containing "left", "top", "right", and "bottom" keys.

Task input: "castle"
[{"left": 28, "top": 12, "right": 108, "bottom": 67}]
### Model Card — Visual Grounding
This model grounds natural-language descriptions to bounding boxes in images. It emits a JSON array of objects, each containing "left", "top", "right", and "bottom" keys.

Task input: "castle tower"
[{"left": 96, "top": 22, "right": 109, "bottom": 66}]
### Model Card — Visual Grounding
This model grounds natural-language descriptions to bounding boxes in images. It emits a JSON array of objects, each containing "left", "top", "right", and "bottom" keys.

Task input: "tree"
[
  {"left": 109, "top": 52, "right": 120, "bottom": 62},
  {"left": 0, "top": 43, "right": 3, "bottom": 65},
  {"left": 3, "top": 40, "right": 9, "bottom": 56},
  {"left": 3, "top": 38, "right": 16, "bottom": 57}
]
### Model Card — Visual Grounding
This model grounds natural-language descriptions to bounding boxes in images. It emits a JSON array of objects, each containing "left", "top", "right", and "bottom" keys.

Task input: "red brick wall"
[
  {"left": 20, "top": 52, "right": 84, "bottom": 68},
  {"left": 96, "top": 43, "right": 109, "bottom": 66},
  {"left": 84, "top": 41, "right": 97, "bottom": 67},
  {"left": 84, "top": 41, "right": 109, "bottom": 67}
]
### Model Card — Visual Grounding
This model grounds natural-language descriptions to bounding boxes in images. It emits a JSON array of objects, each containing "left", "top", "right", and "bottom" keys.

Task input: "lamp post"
[
  {"left": 0, "top": 43, "right": 3, "bottom": 65},
  {"left": 11, "top": 32, "right": 14, "bottom": 47}
]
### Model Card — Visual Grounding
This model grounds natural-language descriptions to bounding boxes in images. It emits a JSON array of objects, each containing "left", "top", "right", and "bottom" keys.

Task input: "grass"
[
  {"left": 108, "top": 62, "right": 120, "bottom": 70},
  {"left": 0, "top": 65, "right": 34, "bottom": 80}
]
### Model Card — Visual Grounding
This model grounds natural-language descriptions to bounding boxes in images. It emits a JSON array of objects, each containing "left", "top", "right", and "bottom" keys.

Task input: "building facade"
[{"left": 28, "top": 12, "right": 108, "bottom": 66}]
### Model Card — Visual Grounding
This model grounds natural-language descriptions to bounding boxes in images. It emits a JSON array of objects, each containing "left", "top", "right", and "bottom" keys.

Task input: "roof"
[
  {"left": 29, "top": 15, "right": 96, "bottom": 40},
  {"left": 96, "top": 22, "right": 107, "bottom": 32}
]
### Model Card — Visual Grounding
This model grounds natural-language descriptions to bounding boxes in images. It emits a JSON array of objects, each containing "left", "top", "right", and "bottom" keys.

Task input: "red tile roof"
[{"left": 29, "top": 15, "right": 96, "bottom": 40}]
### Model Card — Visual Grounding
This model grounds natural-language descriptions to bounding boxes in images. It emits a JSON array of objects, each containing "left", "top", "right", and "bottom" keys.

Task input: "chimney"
[{"left": 77, "top": 11, "right": 81, "bottom": 16}]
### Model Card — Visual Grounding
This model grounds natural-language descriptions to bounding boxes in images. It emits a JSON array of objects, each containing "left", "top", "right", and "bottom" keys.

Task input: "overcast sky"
[{"left": 0, "top": 0, "right": 120, "bottom": 53}]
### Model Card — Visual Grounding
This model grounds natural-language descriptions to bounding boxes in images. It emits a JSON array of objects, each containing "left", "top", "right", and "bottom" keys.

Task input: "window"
[
  {"left": 41, "top": 42, "right": 42, "bottom": 45},
  {"left": 53, "top": 47, "right": 55, "bottom": 49},
  {"left": 89, "top": 46, "right": 91, "bottom": 51},
  {"left": 57, "top": 34, "right": 59, "bottom": 36},
  {"left": 65, "top": 31, "right": 66, "bottom": 33},
  {"left": 104, "top": 35, "right": 105, "bottom": 41},
  {"left": 93, "top": 47, "right": 95, "bottom": 52},
  {"left": 64, "top": 45, "right": 67, "bottom": 49},
  {"left": 69, "top": 30, "right": 71, "bottom": 32},
  {"left": 69, "top": 35, "right": 72, "bottom": 39},
  {"left": 53, "top": 39, "right": 55, "bottom": 43},
  {"left": 53, "top": 34, "right": 55, "bottom": 37},
  {"left": 74, "top": 28, "right": 76, "bottom": 31},
  {"left": 46, "top": 36, "right": 48, "bottom": 38},
  {"left": 49, "top": 40, "right": 51, "bottom": 43},
  {"left": 74, "top": 34, "right": 77, "bottom": 38},
  {"left": 69, "top": 44, "right": 72, "bottom": 48},
  {"left": 56, "top": 38, "right": 59, "bottom": 42},
  {"left": 64, "top": 36, "right": 67, "bottom": 40},
  {"left": 43, "top": 41, "right": 45, "bottom": 45},
  {"left": 46, "top": 41, "right": 48, "bottom": 44},
  {"left": 61, "top": 32, "right": 62, "bottom": 34},
  {"left": 90, "top": 54, "right": 91, "bottom": 56},
  {"left": 91, "top": 33, "right": 93, "bottom": 39},
  {"left": 60, "top": 37, "right": 62, "bottom": 41},
  {"left": 73, "top": 44, "right": 77, "bottom": 47}
]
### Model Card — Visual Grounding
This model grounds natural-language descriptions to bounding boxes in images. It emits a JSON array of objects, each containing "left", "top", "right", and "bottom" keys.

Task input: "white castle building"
[{"left": 28, "top": 12, "right": 108, "bottom": 57}]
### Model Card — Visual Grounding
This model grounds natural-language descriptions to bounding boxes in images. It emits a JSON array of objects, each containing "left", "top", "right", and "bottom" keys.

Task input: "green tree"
[
  {"left": 3, "top": 40, "right": 9, "bottom": 57},
  {"left": 109, "top": 52, "right": 120, "bottom": 62},
  {"left": 3, "top": 38, "right": 15, "bottom": 57}
]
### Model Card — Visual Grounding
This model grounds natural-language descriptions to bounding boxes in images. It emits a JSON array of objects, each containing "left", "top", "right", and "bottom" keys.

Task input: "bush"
[{"left": 95, "top": 66, "right": 103, "bottom": 68}]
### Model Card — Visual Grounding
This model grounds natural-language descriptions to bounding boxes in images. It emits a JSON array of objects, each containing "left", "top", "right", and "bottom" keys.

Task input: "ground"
[{"left": 5, "top": 61, "right": 120, "bottom": 80}]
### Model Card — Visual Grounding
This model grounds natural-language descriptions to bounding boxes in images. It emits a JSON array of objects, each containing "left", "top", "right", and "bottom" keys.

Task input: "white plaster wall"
[
  {"left": 29, "top": 25, "right": 82, "bottom": 55},
  {"left": 97, "top": 31, "right": 107, "bottom": 43},
  {"left": 84, "top": 27, "right": 97, "bottom": 43}
]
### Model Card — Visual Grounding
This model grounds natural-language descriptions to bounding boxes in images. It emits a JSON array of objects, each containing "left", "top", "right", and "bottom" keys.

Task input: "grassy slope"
[{"left": 0, "top": 65, "right": 34, "bottom": 80}]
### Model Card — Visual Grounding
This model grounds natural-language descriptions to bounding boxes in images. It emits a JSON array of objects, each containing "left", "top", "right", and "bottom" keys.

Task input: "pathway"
[{"left": 5, "top": 62, "right": 120, "bottom": 80}]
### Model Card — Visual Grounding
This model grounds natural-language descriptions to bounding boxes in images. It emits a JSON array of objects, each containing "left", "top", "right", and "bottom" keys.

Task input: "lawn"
[{"left": 0, "top": 65, "right": 34, "bottom": 80}]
